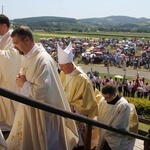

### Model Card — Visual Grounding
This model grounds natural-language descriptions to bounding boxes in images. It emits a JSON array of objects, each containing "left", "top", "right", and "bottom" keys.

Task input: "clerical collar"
[
  {"left": 107, "top": 95, "right": 121, "bottom": 105},
  {"left": 24, "top": 43, "right": 37, "bottom": 59}
]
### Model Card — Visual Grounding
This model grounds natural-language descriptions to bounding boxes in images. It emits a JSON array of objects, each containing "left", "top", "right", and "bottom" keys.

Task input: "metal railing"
[{"left": 0, "top": 87, "right": 149, "bottom": 150}]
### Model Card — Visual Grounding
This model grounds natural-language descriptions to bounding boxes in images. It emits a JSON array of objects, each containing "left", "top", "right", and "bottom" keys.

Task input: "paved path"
[
  {"left": 78, "top": 64, "right": 150, "bottom": 79},
  {"left": 134, "top": 139, "right": 144, "bottom": 150}
]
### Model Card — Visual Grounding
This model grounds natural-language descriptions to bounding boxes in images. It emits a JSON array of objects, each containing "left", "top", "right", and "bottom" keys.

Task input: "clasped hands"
[{"left": 16, "top": 73, "right": 27, "bottom": 88}]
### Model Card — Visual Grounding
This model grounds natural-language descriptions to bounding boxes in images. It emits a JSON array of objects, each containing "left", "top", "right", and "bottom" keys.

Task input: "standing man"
[
  {"left": 57, "top": 42, "right": 98, "bottom": 149},
  {"left": 0, "top": 14, "right": 22, "bottom": 132},
  {"left": 6, "top": 26, "right": 78, "bottom": 150},
  {"left": 97, "top": 83, "right": 130, "bottom": 150},
  {"left": 95, "top": 76, "right": 101, "bottom": 91}
]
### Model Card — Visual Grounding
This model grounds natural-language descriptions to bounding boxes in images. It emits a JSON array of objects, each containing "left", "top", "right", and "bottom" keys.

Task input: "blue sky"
[{"left": 1, "top": 0, "right": 150, "bottom": 20}]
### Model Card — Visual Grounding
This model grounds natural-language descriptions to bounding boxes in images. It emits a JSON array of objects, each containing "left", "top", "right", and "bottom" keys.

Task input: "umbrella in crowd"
[
  {"left": 137, "top": 87, "right": 143, "bottom": 90},
  {"left": 114, "top": 75, "right": 123, "bottom": 79},
  {"left": 94, "top": 52, "right": 103, "bottom": 54},
  {"left": 88, "top": 46, "right": 94, "bottom": 51},
  {"left": 82, "top": 42, "right": 88, "bottom": 46}
]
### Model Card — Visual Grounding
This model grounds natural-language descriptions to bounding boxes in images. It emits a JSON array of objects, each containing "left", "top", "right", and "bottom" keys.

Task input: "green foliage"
[
  {"left": 11, "top": 16, "right": 150, "bottom": 33},
  {"left": 127, "top": 97, "right": 150, "bottom": 119},
  {"left": 86, "top": 71, "right": 100, "bottom": 77},
  {"left": 92, "top": 71, "right": 100, "bottom": 77}
]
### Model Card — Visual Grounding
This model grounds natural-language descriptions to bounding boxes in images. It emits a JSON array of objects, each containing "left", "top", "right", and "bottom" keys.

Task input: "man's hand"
[{"left": 16, "top": 73, "right": 27, "bottom": 88}]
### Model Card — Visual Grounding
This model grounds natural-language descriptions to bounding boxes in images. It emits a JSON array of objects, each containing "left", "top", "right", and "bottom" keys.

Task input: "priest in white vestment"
[
  {"left": 6, "top": 26, "right": 78, "bottom": 150},
  {"left": 0, "top": 14, "right": 22, "bottom": 132}
]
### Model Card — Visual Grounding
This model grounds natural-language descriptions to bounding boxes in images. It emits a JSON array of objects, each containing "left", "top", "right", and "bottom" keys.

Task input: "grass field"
[
  {"left": 33, "top": 31, "right": 150, "bottom": 41},
  {"left": 139, "top": 122, "right": 150, "bottom": 132}
]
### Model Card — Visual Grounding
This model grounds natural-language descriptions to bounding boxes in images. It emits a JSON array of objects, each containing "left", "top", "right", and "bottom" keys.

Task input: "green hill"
[{"left": 11, "top": 16, "right": 150, "bottom": 32}]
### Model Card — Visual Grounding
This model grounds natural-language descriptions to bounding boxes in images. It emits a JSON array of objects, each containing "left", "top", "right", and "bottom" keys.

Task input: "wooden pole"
[{"left": 2, "top": 5, "right": 3, "bottom": 14}]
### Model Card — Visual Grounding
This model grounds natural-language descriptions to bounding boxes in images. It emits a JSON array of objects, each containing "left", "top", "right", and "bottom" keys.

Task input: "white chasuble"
[
  {"left": 6, "top": 43, "right": 78, "bottom": 150},
  {"left": 0, "top": 30, "right": 22, "bottom": 131}
]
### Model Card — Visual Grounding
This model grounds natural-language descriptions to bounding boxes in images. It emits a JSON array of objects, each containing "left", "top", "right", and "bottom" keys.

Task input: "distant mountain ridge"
[
  {"left": 79, "top": 16, "right": 150, "bottom": 25},
  {"left": 12, "top": 15, "right": 150, "bottom": 32}
]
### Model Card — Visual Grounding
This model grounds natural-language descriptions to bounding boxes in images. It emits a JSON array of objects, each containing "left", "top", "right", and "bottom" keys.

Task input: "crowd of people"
[
  {"left": 0, "top": 14, "right": 149, "bottom": 150},
  {"left": 39, "top": 34, "right": 150, "bottom": 71},
  {"left": 88, "top": 73, "right": 150, "bottom": 100}
]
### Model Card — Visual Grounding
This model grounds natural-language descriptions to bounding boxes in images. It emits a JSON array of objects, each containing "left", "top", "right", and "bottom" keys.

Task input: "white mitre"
[{"left": 57, "top": 42, "right": 73, "bottom": 64}]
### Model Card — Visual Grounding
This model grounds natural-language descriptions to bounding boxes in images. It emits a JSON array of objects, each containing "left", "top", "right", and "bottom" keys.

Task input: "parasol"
[{"left": 114, "top": 75, "right": 123, "bottom": 79}]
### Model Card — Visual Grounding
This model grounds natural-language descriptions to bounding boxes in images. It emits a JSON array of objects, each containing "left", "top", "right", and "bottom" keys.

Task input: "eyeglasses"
[{"left": 13, "top": 36, "right": 26, "bottom": 46}]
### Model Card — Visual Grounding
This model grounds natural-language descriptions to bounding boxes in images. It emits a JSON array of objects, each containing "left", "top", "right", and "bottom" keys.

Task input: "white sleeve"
[{"left": 21, "top": 81, "right": 30, "bottom": 97}]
